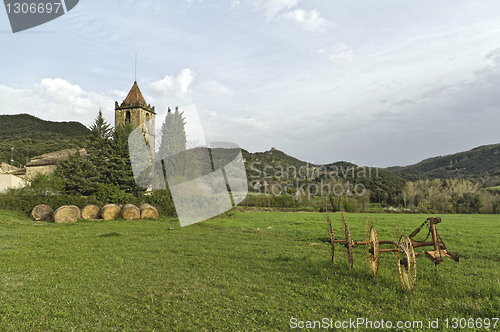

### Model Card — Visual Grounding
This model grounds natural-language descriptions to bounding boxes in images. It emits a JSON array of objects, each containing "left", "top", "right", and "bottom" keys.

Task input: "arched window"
[
  {"left": 125, "top": 111, "right": 131, "bottom": 123},
  {"left": 146, "top": 113, "right": 150, "bottom": 122}
]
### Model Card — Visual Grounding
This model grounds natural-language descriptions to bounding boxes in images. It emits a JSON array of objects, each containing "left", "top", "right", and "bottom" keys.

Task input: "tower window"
[{"left": 125, "top": 111, "right": 131, "bottom": 123}]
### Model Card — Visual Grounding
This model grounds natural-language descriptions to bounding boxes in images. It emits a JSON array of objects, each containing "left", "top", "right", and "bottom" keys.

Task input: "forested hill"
[
  {"left": 0, "top": 114, "right": 90, "bottom": 140},
  {"left": 386, "top": 143, "right": 500, "bottom": 185},
  {"left": 0, "top": 114, "right": 90, "bottom": 166}
]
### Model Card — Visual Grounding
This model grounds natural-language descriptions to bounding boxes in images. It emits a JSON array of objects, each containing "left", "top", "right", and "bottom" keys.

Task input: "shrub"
[
  {"left": 0, "top": 188, "right": 102, "bottom": 216},
  {"left": 95, "top": 184, "right": 136, "bottom": 205},
  {"left": 144, "top": 189, "right": 176, "bottom": 217}
]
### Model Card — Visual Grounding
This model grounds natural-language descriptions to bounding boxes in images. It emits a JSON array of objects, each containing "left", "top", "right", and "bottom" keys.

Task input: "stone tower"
[{"left": 115, "top": 81, "right": 156, "bottom": 150}]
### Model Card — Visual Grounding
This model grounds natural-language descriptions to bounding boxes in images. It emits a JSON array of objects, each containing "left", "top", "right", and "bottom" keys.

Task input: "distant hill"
[
  {"left": 0, "top": 114, "right": 91, "bottom": 166},
  {"left": 0, "top": 114, "right": 90, "bottom": 140},
  {"left": 386, "top": 143, "right": 500, "bottom": 186},
  {"left": 242, "top": 148, "right": 407, "bottom": 204}
]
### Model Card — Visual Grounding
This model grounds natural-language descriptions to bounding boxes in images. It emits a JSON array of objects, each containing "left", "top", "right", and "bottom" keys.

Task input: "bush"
[
  {"left": 144, "top": 189, "right": 176, "bottom": 217},
  {"left": 270, "top": 194, "right": 299, "bottom": 208},
  {"left": 95, "top": 184, "right": 136, "bottom": 205},
  {"left": 343, "top": 200, "right": 358, "bottom": 213},
  {"left": 0, "top": 188, "right": 102, "bottom": 216},
  {"left": 25, "top": 173, "right": 65, "bottom": 194}
]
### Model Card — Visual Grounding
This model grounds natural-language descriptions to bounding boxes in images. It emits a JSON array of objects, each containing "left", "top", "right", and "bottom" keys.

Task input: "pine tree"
[
  {"left": 87, "top": 109, "right": 113, "bottom": 166},
  {"left": 98, "top": 122, "right": 144, "bottom": 195},
  {"left": 158, "top": 108, "right": 187, "bottom": 179}
]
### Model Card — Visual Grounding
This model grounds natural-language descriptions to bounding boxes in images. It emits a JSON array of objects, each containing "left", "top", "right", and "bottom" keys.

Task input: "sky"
[{"left": 1, "top": 0, "right": 500, "bottom": 167}]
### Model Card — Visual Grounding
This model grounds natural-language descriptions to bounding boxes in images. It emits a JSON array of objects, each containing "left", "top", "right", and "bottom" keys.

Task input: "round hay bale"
[
  {"left": 121, "top": 204, "right": 140, "bottom": 220},
  {"left": 100, "top": 204, "right": 121, "bottom": 220},
  {"left": 53, "top": 205, "right": 81, "bottom": 223},
  {"left": 31, "top": 204, "right": 54, "bottom": 222},
  {"left": 140, "top": 203, "right": 159, "bottom": 220},
  {"left": 81, "top": 205, "right": 101, "bottom": 220}
]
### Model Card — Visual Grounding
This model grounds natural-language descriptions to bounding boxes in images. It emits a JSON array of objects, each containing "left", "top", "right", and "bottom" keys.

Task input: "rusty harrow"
[{"left": 327, "top": 213, "right": 460, "bottom": 291}]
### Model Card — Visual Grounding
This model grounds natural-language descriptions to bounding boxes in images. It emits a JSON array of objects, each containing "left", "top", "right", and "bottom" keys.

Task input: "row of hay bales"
[{"left": 31, "top": 203, "right": 159, "bottom": 223}]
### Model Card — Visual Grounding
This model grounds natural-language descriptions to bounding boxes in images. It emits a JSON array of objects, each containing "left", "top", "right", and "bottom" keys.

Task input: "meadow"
[{"left": 0, "top": 210, "right": 498, "bottom": 331}]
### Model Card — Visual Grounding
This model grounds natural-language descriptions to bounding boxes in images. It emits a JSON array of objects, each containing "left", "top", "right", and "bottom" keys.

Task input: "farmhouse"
[
  {"left": 25, "top": 148, "right": 87, "bottom": 179},
  {"left": 0, "top": 163, "right": 25, "bottom": 192}
]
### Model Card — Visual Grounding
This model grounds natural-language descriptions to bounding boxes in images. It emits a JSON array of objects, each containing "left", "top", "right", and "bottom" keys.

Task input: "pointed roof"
[
  {"left": 115, "top": 81, "right": 155, "bottom": 113},
  {"left": 123, "top": 81, "right": 147, "bottom": 106}
]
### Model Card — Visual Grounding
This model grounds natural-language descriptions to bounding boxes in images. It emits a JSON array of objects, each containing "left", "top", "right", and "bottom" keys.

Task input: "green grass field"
[{"left": 0, "top": 210, "right": 498, "bottom": 331}]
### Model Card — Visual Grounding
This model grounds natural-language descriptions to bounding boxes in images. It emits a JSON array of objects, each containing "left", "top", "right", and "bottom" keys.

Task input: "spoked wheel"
[
  {"left": 367, "top": 226, "right": 380, "bottom": 280},
  {"left": 397, "top": 234, "right": 417, "bottom": 291},
  {"left": 341, "top": 214, "right": 353, "bottom": 269},
  {"left": 327, "top": 216, "right": 335, "bottom": 263}
]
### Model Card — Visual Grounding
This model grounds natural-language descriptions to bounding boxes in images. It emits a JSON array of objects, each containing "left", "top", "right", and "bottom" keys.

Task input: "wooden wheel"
[
  {"left": 397, "top": 234, "right": 417, "bottom": 291},
  {"left": 367, "top": 226, "right": 380, "bottom": 279},
  {"left": 327, "top": 216, "right": 335, "bottom": 263},
  {"left": 342, "top": 214, "right": 353, "bottom": 269}
]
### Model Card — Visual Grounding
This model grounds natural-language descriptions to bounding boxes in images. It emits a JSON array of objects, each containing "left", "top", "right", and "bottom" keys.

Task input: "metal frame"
[{"left": 327, "top": 214, "right": 460, "bottom": 291}]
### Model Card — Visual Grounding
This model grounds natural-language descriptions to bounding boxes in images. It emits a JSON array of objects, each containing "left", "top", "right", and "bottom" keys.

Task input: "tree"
[
  {"left": 98, "top": 122, "right": 144, "bottom": 195},
  {"left": 89, "top": 108, "right": 112, "bottom": 143},
  {"left": 54, "top": 151, "right": 99, "bottom": 195},
  {"left": 87, "top": 109, "right": 113, "bottom": 165},
  {"left": 158, "top": 108, "right": 187, "bottom": 181}
]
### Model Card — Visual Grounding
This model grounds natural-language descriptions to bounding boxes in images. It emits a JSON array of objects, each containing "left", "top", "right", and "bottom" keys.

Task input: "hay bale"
[
  {"left": 31, "top": 204, "right": 54, "bottom": 222},
  {"left": 140, "top": 203, "right": 159, "bottom": 220},
  {"left": 121, "top": 204, "right": 140, "bottom": 220},
  {"left": 53, "top": 205, "right": 81, "bottom": 223},
  {"left": 100, "top": 204, "right": 121, "bottom": 220},
  {"left": 81, "top": 205, "right": 101, "bottom": 220}
]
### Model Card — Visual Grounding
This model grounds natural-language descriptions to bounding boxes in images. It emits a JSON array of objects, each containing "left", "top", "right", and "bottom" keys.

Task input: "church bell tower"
[{"left": 115, "top": 81, "right": 156, "bottom": 150}]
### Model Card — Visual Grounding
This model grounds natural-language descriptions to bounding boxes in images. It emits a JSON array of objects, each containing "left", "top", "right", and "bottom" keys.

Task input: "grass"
[{"left": 0, "top": 210, "right": 498, "bottom": 331}]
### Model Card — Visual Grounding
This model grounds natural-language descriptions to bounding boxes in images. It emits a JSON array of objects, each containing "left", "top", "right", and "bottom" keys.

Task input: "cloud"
[
  {"left": 198, "top": 80, "right": 233, "bottom": 97},
  {"left": 251, "top": 0, "right": 329, "bottom": 31},
  {"left": 320, "top": 42, "right": 354, "bottom": 62},
  {"left": 230, "top": 116, "right": 269, "bottom": 130},
  {"left": 0, "top": 79, "right": 115, "bottom": 126},
  {"left": 35, "top": 78, "right": 93, "bottom": 114},
  {"left": 231, "top": 1, "right": 241, "bottom": 10},
  {"left": 149, "top": 68, "right": 195, "bottom": 99},
  {"left": 279, "top": 9, "right": 329, "bottom": 32},
  {"left": 252, "top": 0, "right": 299, "bottom": 21}
]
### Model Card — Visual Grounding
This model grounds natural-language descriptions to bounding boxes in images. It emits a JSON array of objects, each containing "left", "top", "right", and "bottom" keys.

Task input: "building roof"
[
  {"left": 116, "top": 81, "right": 155, "bottom": 114},
  {"left": 25, "top": 148, "right": 87, "bottom": 167},
  {"left": 124, "top": 81, "right": 146, "bottom": 105},
  {"left": 0, "top": 162, "right": 20, "bottom": 174},
  {"left": 7, "top": 168, "right": 26, "bottom": 176}
]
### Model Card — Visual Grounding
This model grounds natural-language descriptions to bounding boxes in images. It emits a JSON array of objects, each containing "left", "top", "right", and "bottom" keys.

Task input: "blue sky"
[{"left": 1, "top": 0, "right": 500, "bottom": 167}]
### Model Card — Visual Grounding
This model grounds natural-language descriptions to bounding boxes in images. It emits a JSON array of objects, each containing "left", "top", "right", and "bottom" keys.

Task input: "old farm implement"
[{"left": 327, "top": 214, "right": 460, "bottom": 290}]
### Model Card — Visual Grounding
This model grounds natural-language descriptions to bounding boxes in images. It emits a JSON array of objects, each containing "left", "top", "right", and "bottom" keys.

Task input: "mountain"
[
  {"left": 0, "top": 114, "right": 90, "bottom": 140},
  {"left": 0, "top": 114, "right": 91, "bottom": 166},
  {"left": 386, "top": 143, "right": 500, "bottom": 186},
  {"left": 242, "top": 148, "right": 407, "bottom": 204}
]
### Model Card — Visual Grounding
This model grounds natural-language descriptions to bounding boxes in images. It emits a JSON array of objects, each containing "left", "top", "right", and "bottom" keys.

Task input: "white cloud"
[
  {"left": 230, "top": 116, "right": 269, "bottom": 130},
  {"left": 198, "top": 80, "right": 233, "bottom": 97},
  {"left": 252, "top": 0, "right": 299, "bottom": 21},
  {"left": 320, "top": 43, "right": 354, "bottom": 62},
  {"left": 149, "top": 68, "right": 195, "bottom": 99},
  {"left": 251, "top": 0, "right": 329, "bottom": 31},
  {"left": 35, "top": 78, "right": 93, "bottom": 114},
  {"left": 0, "top": 79, "right": 115, "bottom": 126},
  {"left": 280, "top": 9, "right": 329, "bottom": 32},
  {"left": 231, "top": 1, "right": 241, "bottom": 10}
]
